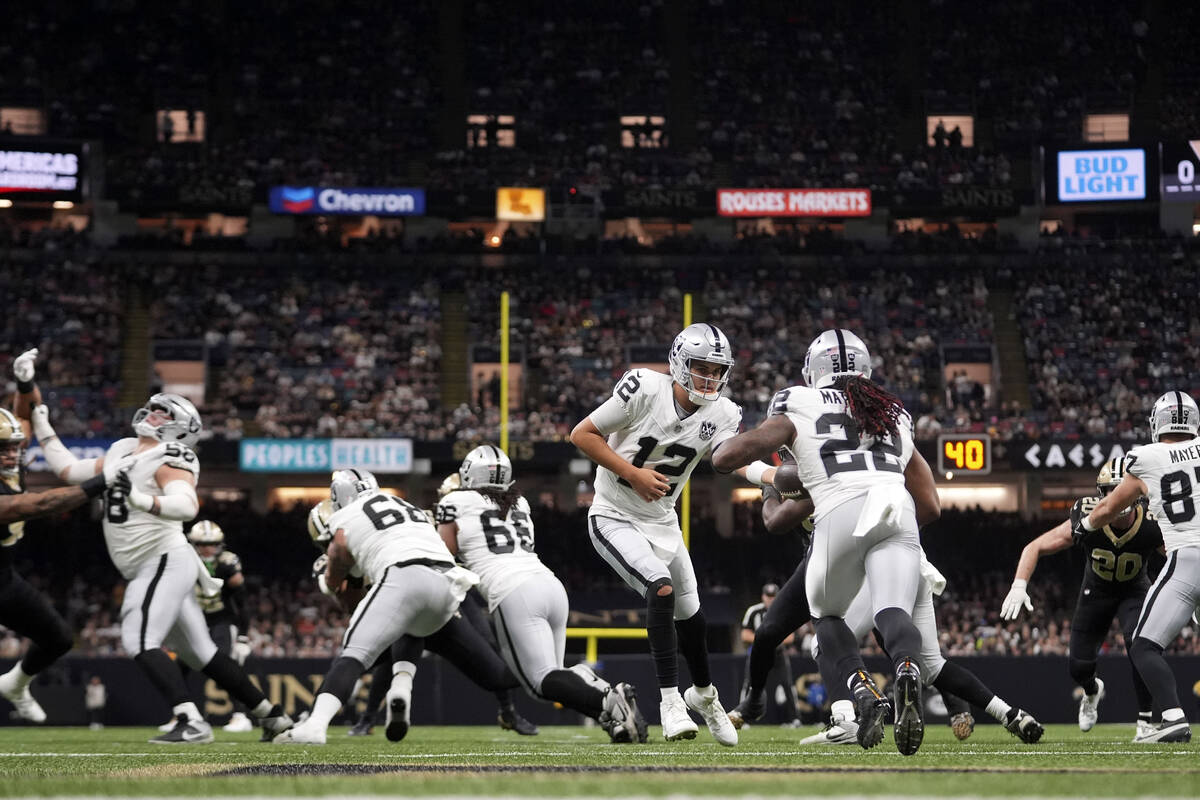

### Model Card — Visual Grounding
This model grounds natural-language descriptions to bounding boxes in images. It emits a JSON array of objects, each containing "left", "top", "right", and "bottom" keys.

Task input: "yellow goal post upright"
[
  {"left": 499, "top": 290, "right": 510, "bottom": 453},
  {"left": 681, "top": 293, "right": 692, "bottom": 548}
]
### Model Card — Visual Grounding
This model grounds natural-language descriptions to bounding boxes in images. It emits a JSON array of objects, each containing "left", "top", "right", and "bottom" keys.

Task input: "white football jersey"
[
  {"left": 770, "top": 385, "right": 914, "bottom": 519},
  {"left": 435, "top": 489, "right": 552, "bottom": 611},
  {"left": 591, "top": 370, "right": 741, "bottom": 525},
  {"left": 1126, "top": 438, "right": 1200, "bottom": 552},
  {"left": 101, "top": 439, "right": 200, "bottom": 579},
  {"left": 328, "top": 491, "right": 454, "bottom": 584}
]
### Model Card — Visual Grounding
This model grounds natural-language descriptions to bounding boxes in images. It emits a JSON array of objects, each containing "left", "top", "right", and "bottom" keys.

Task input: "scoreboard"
[
  {"left": 1160, "top": 141, "right": 1200, "bottom": 201},
  {"left": 937, "top": 434, "right": 992, "bottom": 476}
]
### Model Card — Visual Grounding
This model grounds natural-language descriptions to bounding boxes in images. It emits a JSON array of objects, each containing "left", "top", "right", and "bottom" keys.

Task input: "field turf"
[{"left": 0, "top": 723, "right": 1195, "bottom": 797}]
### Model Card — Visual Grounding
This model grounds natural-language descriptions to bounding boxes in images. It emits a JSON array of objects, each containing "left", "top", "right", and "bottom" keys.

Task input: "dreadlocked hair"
[
  {"left": 836, "top": 375, "right": 904, "bottom": 439},
  {"left": 475, "top": 485, "right": 522, "bottom": 517}
]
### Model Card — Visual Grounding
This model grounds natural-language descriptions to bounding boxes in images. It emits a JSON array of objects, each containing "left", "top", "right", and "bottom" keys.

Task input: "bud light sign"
[
  {"left": 1055, "top": 149, "right": 1146, "bottom": 202},
  {"left": 269, "top": 186, "right": 426, "bottom": 216}
]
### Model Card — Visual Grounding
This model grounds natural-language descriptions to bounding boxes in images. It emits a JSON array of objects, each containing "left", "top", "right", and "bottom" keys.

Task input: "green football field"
[{"left": 0, "top": 723, "right": 1195, "bottom": 797}]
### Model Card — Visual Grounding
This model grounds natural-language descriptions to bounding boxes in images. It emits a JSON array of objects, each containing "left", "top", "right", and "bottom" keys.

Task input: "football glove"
[
  {"left": 12, "top": 348, "right": 37, "bottom": 383},
  {"left": 232, "top": 635, "right": 252, "bottom": 666},
  {"left": 1069, "top": 498, "right": 1097, "bottom": 544},
  {"left": 1001, "top": 579, "right": 1033, "bottom": 620}
]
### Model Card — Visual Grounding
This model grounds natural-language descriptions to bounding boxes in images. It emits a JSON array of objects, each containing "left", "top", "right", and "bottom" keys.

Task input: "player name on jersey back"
[
  {"left": 770, "top": 385, "right": 914, "bottom": 516},
  {"left": 1127, "top": 439, "right": 1200, "bottom": 551}
]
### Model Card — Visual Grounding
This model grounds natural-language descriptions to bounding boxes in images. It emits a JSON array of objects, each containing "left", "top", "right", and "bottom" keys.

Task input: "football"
[{"left": 773, "top": 463, "right": 810, "bottom": 500}]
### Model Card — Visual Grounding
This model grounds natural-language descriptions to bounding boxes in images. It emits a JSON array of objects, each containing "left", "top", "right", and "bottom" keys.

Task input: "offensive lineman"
[
  {"left": 277, "top": 469, "right": 481, "bottom": 744},
  {"left": 437, "top": 445, "right": 646, "bottom": 743},
  {"left": 570, "top": 323, "right": 741, "bottom": 746},
  {"left": 1078, "top": 391, "right": 1200, "bottom": 743},
  {"left": 713, "top": 329, "right": 931, "bottom": 756},
  {"left": 1001, "top": 457, "right": 1162, "bottom": 737},
  {"left": 34, "top": 389, "right": 293, "bottom": 743},
  {"left": 0, "top": 349, "right": 122, "bottom": 722}
]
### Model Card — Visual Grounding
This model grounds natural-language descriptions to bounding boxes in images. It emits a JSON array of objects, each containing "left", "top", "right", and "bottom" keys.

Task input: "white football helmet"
[
  {"left": 0, "top": 408, "right": 25, "bottom": 478},
  {"left": 187, "top": 520, "right": 225, "bottom": 547},
  {"left": 132, "top": 393, "right": 202, "bottom": 448},
  {"left": 459, "top": 444, "right": 514, "bottom": 491},
  {"left": 330, "top": 468, "right": 380, "bottom": 510},
  {"left": 1148, "top": 391, "right": 1199, "bottom": 442},
  {"left": 668, "top": 323, "right": 734, "bottom": 404},
  {"left": 437, "top": 472, "right": 462, "bottom": 498},
  {"left": 308, "top": 499, "right": 334, "bottom": 547},
  {"left": 802, "top": 329, "right": 872, "bottom": 389}
]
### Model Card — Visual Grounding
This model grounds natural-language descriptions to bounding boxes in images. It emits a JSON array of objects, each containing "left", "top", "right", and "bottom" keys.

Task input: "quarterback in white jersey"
[
  {"left": 34, "top": 392, "right": 293, "bottom": 745},
  {"left": 277, "top": 469, "right": 480, "bottom": 745},
  {"left": 1080, "top": 390, "right": 1200, "bottom": 743},
  {"left": 571, "top": 323, "right": 740, "bottom": 747},
  {"left": 713, "top": 329, "right": 941, "bottom": 756},
  {"left": 436, "top": 445, "right": 646, "bottom": 743}
]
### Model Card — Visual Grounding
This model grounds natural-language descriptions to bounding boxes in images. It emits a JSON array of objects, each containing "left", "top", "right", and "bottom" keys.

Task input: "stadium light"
[{"left": 52, "top": 200, "right": 73, "bottom": 209}]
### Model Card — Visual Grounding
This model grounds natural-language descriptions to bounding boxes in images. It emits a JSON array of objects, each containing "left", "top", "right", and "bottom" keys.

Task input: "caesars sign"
[
  {"left": 0, "top": 140, "right": 86, "bottom": 202},
  {"left": 717, "top": 188, "right": 872, "bottom": 217}
]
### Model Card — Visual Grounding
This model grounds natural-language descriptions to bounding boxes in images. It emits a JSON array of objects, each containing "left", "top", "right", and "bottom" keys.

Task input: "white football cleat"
[
  {"left": 273, "top": 721, "right": 326, "bottom": 745},
  {"left": 1078, "top": 678, "right": 1104, "bottom": 732},
  {"left": 659, "top": 693, "right": 699, "bottom": 741},
  {"left": 799, "top": 715, "right": 858, "bottom": 745},
  {"left": 1133, "top": 718, "right": 1191, "bottom": 744},
  {"left": 1134, "top": 720, "right": 1156, "bottom": 742},
  {"left": 0, "top": 683, "right": 46, "bottom": 724},
  {"left": 223, "top": 712, "right": 253, "bottom": 732},
  {"left": 149, "top": 714, "right": 213, "bottom": 744},
  {"left": 683, "top": 686, "right": 737, "bottom": 747},
  {"left": 385, "top": 685, "right": 411, "bottom": 743}
]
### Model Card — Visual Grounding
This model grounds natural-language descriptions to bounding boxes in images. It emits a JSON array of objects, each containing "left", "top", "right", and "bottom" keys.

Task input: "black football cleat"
[
  {"left": 851, "top": 671, "right": 891, "bottom": 750},
  {"left": 498, "top": 706, "right": 538, "bottom": 736},
  {"left": 727, "top": 695, "right": 765, "bottom": 730},
  {"left": 893, "top": 660, "right": 924, "bottom": 756}
]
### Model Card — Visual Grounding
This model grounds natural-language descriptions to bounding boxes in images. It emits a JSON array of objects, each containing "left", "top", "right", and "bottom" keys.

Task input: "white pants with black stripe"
[
  {"left": 805, "top": 490, "right": 921, "bottom": 620},
  {"left": 838, "top": 569, "right": 946, "bottom": 683},
  {"left": 588, "top": 514, "right": 700, "bottom": 620},
  {"left": 1132, "top": 546, "right": 1200, "bottom": 648},
  {"left": 493, "top": 574, "right": 569, "bottom": 698},
  {"left": 119, "top": 545, "right": 217, "bottom": 668},
  {"left": 340, "top": 564, "right": 463, "bottom": 669}
]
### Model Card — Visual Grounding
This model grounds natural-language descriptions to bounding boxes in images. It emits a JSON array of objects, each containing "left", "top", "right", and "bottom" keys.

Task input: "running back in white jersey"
[
  {"left": 329, "top": 491, "right": 454, "bottom": 584},
  {"left": 591, "top": 369, "right": 741, "bottom": 524},
  {"left": 1125, "top": 438, "right": 1200, "bottom": 552},
  {"left": 769, "top": 385, "right": 914, "bottom": 518},
  {"left": 435, "top": 489, "right": 552, "bottom": 611},
  {"left": 101, "top": 438, "right": 199, "bottom": 579}
]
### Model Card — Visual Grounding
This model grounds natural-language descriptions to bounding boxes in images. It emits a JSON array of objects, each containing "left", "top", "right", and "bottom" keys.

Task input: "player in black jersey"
[
  {"left": 1002, "top": 456, "right": 1163, "bottom": 739},
  {"left": 188, "top": 520, "right": 254, "bottom": 732}
]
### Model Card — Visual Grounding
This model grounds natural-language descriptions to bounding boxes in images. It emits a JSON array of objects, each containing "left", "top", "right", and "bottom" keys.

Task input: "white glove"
[
  {"left": 1001, "top": 579, "right": 1034, "bottom": 620},
  {"left": 232, "top": 635, "right": 252, "bottom": 666},
  {"left": 124, "top": 474, "right": 154, "bottom": 512},
  {"left": 12, "top": 348, "right": 37, "bottom": 383},
  {"left": 30, "top": 405, "right": 56, "bottom": 443},
  {"left": 317, "top": 572, "right": 337, "bottom": 597}
]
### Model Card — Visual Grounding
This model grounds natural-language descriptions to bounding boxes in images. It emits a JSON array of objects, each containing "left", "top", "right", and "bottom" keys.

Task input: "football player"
[
  {"left": 188, "top": 520, "right": 255, "bottom": 732},
  {"left": 1077, "top": 391, "right": 1200, "bottom": 744},
  {"left": 712, "top": 329, "right": 933, "bottom": 756},
  {"left": 278, "top": 470, "right": 482, "bottom": 744},
  {"left": 569, "top": 323, "right": 741, "bottom": 746},
  {"left": 1001, "top": 456, "right": 1162, "bottom": 738},
  {"left": 437, "top": 445, "right": 647, "bottom": 743},
  {"left": 34, "top": 388, "right": 293, "bottom": 744},
  {"left": 0, "top": 349, "right": 122, "bottom": 723}
]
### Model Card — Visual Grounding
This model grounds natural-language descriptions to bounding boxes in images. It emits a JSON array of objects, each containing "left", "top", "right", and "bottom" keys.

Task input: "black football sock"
[
  {"left": 646, "top": 579, "right": 678, "bottom": 689},
  {"left": 814, "top": 617, "right": 867, "bottom": 688},
  {"left": 1130, "top": 638, "right": 1180, "bottom": 710},
  {"left": 674, "top": 610, "right": 712, "bottom": 688},
  {"left": 932, "top": 660, "right": 997, "bottom": 710},
  {"left": 202, "top": 651, "right": 269, "bottom": 709},
  {"left": 540, "top": 669, "right": 605, "bottom": 719},
  {"left": 134, "top": 650, "right": 191, "bottom": 707},
  {"left": 1068, "top": 655, "right": 1099, "bottom": 696},
  {"left": 873, "top": 608, "right": 922, "bottom": 672},
  {"left": 317, "top": 656, "right": 368, "bottom": 706}
]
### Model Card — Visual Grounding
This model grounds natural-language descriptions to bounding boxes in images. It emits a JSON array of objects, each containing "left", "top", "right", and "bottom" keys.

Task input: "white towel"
[
  {"left": 851, "top": 484, "right": 910, "bottom": 538},
  {"left": 445, "top": 565, "right": 481, "bottom": 604},
  {"left": 193, "top": 548, "right": 225, "bottom": 598},
  {"left": 919, "top": 549, "right": 947, "bottom": 596}
]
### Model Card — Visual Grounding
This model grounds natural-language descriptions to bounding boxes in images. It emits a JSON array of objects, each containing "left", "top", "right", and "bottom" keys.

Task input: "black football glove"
[{"left": 1069, "top": 497, "right": 1098, "bottom": 544}]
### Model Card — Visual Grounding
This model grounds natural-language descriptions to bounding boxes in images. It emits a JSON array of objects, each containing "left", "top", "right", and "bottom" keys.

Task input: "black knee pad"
[{"left": 647, "top": 578, "right": 674, "bottom": 611}]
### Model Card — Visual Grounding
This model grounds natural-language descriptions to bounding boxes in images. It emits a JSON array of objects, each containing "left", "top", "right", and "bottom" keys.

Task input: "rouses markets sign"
[{"left": 717, "top": 188, "right": 872, "bottom": 217}]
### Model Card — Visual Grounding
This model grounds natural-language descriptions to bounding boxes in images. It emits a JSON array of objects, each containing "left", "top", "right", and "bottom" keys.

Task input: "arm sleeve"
[
  {"left": 40, "top": 438, "right": 99, "bottom": 484},
  {"left": 588, "top": 396, "right": 630, "bottom": 435},
  {"left": 155, "top": 479, "right": 199, "bottom": 520}
]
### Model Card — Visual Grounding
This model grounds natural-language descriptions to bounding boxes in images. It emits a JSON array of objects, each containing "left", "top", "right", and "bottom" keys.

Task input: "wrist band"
[
  {"left": 16, "top": 379, "right": 33, "bottom": 394},
  {"left": 81, "top": 474, "right": 107, "bottom": 499}
]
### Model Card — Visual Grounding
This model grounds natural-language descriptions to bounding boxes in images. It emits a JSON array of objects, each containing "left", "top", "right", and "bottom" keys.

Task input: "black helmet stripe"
[
  {"left": 488, "top": 444, "right": 501, "bottom": 485},
  {"left": 834, "top": 328, "right": 848, "bottom": 374},
  {"left": 1177, "top": 391, "right": 1184, "bottom": 426},
  {"left": 707, "top": 324, "right": 723, "bottom": 353}
]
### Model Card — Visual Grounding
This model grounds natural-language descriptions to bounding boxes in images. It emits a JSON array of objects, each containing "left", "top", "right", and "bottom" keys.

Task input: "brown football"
[{"left": 773, "top": 463, "right": 810, "bottom": 500}]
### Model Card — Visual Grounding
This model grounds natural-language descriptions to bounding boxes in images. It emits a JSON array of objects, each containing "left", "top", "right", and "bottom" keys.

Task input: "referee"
[{"left": 738, "top": 583, "right": 800, "bottom": 726}]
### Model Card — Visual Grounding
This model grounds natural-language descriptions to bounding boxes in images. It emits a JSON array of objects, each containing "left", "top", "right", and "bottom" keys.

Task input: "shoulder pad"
[
  {"left": 768, "top": 385, "right": 819, "bottom": 416},
  {"left": 157, "top": 442, "right": 200, "bottom": 476},
  {"left": 434, "top": 498, "right": 459, "bottom": 525}
]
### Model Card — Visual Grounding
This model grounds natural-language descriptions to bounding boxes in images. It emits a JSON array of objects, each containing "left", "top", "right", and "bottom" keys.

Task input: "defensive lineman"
[
  {"left": 1078, "top": 391, "right": 1200, "bottom": 743},
  {"left": 277, "top": 469, "right": 480, "bottom": 744},
  {"left": 35, "top": 390, "right": 293, "bottom": 743},
  {"left": 713, "top": 329, "right": 931, "bottom": 755},
  {"left": 437, "top": 445, "right": 646, "bottom": 743},
  {"left": 570, "top": 323, "right": 741, "bottom": 746}
]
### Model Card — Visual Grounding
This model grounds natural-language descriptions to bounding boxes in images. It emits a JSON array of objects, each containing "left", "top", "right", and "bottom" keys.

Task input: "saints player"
[
  {"left": 570, "top": 323, "right": 740, "bottom": 746},
  {"left": 33, "top": 389, "right": 293, "bottom": 744},
  {"left": 189, "top": 521, "right": 255, "bottom": 732},
  {"left": 712, "top": 329, "right": 933, "bottom": 756},
  {"left": 278, "top": 469, "right": 481, "bottom": 744},
  {"left": 0, "top": 349, "right": 120, "bottom": 722},
  {"left": 1079, "top": 390, "right": 1200, "bottom": 744},
  {"left": 1002, "top": 456, "right": 1162, "bottom": 737},
  {"left": 437, "top": 445, "right": 647, "bottom": 743}
]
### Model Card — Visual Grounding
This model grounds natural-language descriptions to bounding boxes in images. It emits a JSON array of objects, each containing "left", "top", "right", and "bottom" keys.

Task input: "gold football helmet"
[{"left": 0, "top": 408, "right": 25, "bottom": 478}]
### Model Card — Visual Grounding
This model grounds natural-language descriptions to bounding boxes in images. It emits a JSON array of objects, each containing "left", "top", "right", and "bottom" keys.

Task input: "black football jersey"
[
  {"left": 196, "top": 549, "right": 244, "bottom": 623},
  {"left": 0, "top": 469, "right": 27, "bottom": 572},
  {"left": 1073, "top": 496, "right": 1163, "bottom": 592}
]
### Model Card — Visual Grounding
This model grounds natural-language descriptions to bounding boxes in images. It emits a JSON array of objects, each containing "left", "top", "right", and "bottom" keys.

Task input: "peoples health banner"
[
  {"left": 268, "top": 186, "right": 426, "bottom": 216},
  {"left": 239, "top": 438, "right": 413, "bottom": 473}
]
